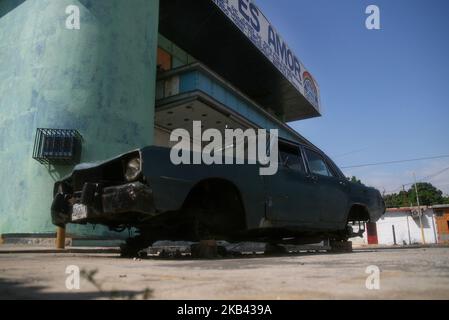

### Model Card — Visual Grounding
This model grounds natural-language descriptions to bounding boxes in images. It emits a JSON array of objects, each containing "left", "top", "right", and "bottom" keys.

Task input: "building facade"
[
  {"left": 0, "top": 0, "right": 321, "bottom": 237},
  {"left": 351, "top": 206, "right": 449, "bottom": 246},
  {"left": 433, "top": 205, "right": 449, "bottom": 244}
]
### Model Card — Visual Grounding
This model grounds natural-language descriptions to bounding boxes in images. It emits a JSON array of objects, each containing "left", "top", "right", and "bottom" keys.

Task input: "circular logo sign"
[{"left": 303, "top": 71, "right": 319, "bottom": 108}]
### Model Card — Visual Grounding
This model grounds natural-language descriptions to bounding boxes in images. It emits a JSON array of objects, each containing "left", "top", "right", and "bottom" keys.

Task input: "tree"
[
  {"left": 384, "top": 192, "right": 404, "bottom": 208},
  {"left": 442, "top": 197, "right": 449, "bottom": 204},
  {"left": 408, "top": 182, "right": 444, "bottom": 206},
  {"left": 383, "top": 182, "right": 446, "bottom": 208}
]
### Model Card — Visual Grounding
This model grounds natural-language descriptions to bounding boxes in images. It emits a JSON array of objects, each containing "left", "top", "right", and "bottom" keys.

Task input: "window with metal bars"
[{"left": 33, "top": 128, "right": 82, "bottom": 165}]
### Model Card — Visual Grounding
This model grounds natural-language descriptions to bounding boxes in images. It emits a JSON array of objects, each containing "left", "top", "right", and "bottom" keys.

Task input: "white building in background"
[
  {"left": 376, "top": 208, "right": 438, "bottom": 245},
  {"left": 351, "top": 206, "right": 440, "bottom": 246}
]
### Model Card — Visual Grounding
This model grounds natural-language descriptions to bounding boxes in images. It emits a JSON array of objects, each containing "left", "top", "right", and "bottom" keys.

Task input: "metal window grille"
[{"left": 33, "top": 128, "right": 83, "bottom": 165}]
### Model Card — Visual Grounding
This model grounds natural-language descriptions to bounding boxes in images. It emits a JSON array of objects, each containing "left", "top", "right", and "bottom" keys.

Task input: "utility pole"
[
  {"left": 413, "top": 173, "right": 426, "bottom": 245},
  {"left": 403, "top": 185, "right": 412, "bottom": 245},
  {"left": 392, "top": 225, "right": 397, "bottom": 245}
]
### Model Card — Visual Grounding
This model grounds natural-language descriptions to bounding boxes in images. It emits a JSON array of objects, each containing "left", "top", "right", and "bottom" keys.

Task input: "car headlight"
[{"left": 124, "top": 157, "right": 142, "bottom": 182}]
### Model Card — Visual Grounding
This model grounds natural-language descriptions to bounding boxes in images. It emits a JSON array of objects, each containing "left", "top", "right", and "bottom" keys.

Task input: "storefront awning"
[{"left": 159, "top": 0, "right": 321, "bottom": 122}]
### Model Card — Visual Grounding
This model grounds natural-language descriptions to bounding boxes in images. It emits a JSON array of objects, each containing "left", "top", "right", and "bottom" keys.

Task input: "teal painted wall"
[{"left": 0, "top": 0, "right": 160, "bottom": 235}]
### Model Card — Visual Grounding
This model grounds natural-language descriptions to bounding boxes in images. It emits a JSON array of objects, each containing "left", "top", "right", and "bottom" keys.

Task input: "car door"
[
  {"left": 264, "top": 142, "right": 321, "bottom": 226},
  {"left": 303, "top": 148, "right": 350, "bottom": 227}
]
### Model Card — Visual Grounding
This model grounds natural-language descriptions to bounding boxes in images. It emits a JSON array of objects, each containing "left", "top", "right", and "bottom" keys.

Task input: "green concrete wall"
[{"left": 0, "top": 0, "right": 160, "bottom": 236}]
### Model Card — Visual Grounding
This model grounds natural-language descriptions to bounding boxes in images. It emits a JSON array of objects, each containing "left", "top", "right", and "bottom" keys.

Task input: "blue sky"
[{"left": 257, "top": 0, "right": 449, "bottom": 195}]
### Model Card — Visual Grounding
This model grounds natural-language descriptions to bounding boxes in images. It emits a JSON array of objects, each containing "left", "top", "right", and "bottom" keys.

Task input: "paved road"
[{"left": 1, "top": 248, "right": 448, "bottom": 299}]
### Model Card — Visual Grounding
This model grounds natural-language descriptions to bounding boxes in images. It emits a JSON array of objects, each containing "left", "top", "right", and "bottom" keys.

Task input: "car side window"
[
  {"left": 304, "top": 149, "right": 334, "bottom": 177},
  {"left": 279, "top": 143, "right": 305, "bottom": 173}
]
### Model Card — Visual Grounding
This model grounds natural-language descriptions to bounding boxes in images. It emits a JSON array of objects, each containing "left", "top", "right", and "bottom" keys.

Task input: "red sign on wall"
[{"left": 366, "top": 222, "right": 379, "bottom": 245}]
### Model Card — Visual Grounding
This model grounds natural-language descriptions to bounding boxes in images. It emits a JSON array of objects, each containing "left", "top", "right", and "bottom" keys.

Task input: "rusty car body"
[{"left": 51, "top": 141, "right": 385, "bottom": 255}]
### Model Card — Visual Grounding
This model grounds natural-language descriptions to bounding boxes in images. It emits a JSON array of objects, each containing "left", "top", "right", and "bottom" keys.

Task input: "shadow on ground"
[{"left": 0, "top": 278, "right": 151, "bottom": 300}]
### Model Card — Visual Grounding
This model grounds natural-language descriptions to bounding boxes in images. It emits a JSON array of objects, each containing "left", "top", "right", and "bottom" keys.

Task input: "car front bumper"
[{"left": 51, "top": 181, "right": 157, "bottom": 227}]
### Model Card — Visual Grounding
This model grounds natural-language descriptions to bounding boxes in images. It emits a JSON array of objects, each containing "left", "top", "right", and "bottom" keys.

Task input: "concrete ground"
[{"left": 1, "top": 247, "right": 449, "bottom": 300}]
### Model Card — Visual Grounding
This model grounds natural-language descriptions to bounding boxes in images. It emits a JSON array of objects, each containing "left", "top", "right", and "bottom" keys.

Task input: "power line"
[
  {"left": 434, "top": 183, "right": 449, "bottom": 188},
  {"left": 333, "top": 148, "right": 367, "bottom": 159},
  {"left": 340, "top": 155, "right": 449, "bottom": 169},
  {"left": 384, "top": 165, "right": 449, "bottom": 194},
  {"left": 414, "top": 166, "right": 449, "bottom": 184}
]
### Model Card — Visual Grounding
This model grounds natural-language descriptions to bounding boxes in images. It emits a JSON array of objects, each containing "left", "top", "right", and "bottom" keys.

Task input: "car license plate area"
[{"left": 72, "top": 203, "right": 89, "bottom": 221}]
